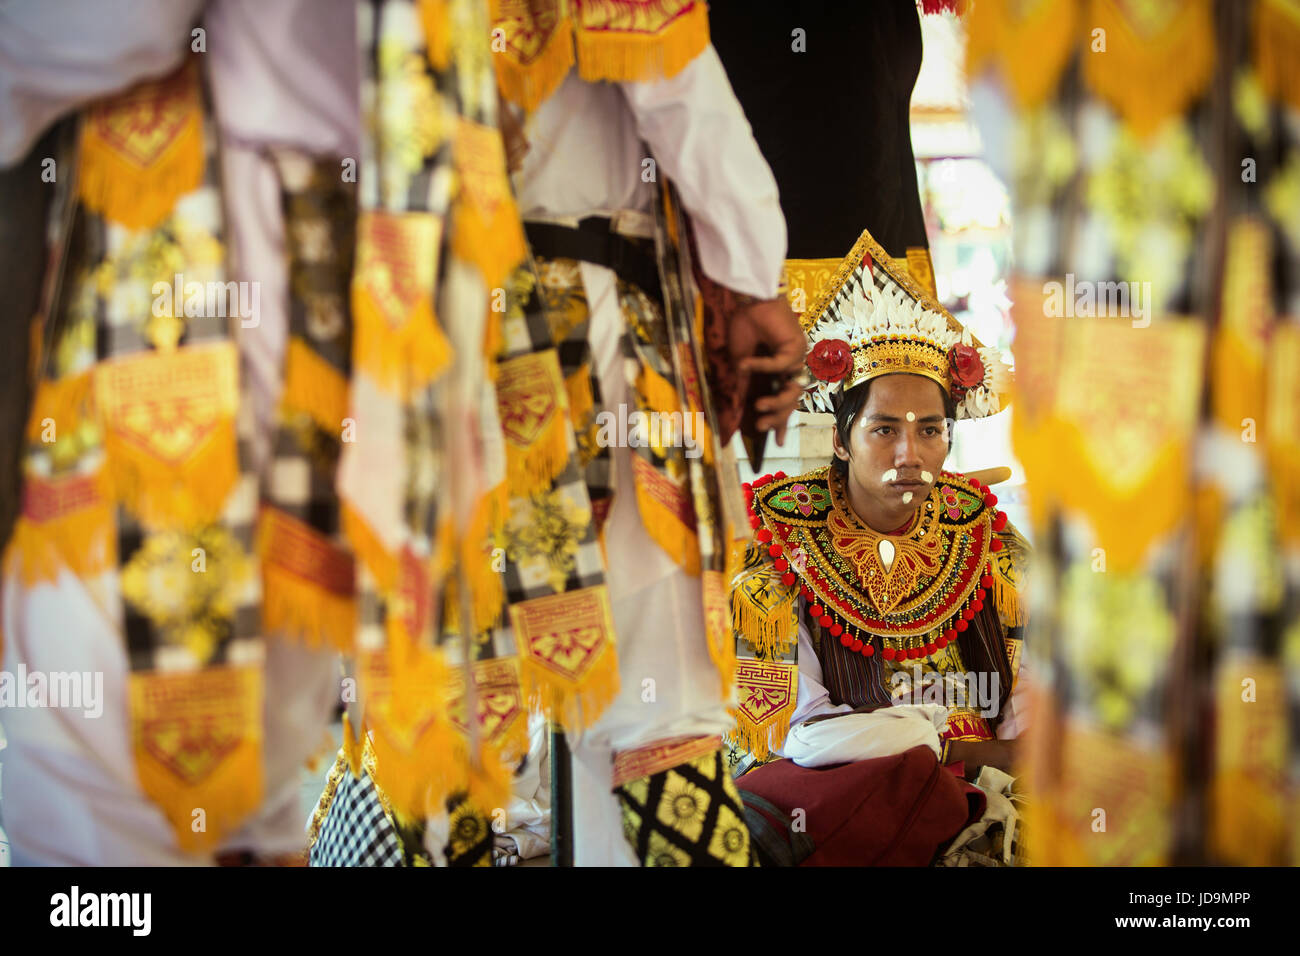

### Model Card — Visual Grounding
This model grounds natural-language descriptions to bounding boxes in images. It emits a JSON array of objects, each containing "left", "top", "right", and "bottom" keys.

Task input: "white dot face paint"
[
  {"left": 920, "top": 470, "right": 933, "bottom": 484},
  {"left": 902, "top": 491, "right": 914, "bottom": 504},
  {"left": 881, "top": 468, "right": 898, "bottom": 484},
  {"left": 906, "top": 412, "right": 916, "bottom": 422}
]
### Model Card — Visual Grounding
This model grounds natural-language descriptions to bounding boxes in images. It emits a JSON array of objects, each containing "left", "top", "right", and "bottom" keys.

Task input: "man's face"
[{"left": 832, "top": 374, "right": 950, "bottom": 524}]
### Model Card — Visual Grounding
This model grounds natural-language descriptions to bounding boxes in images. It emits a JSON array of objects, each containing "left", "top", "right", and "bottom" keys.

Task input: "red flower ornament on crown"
[
  {"left": 807, "top": 338, "right": 852, "bottom": 383},
  {"left": 947, "top": 343, "right": 985, "bottom": 390}
]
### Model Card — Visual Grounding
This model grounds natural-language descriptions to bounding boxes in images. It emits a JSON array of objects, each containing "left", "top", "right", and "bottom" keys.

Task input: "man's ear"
[{"left": 831, "top": 423, "right": 851, "bottom": 463}]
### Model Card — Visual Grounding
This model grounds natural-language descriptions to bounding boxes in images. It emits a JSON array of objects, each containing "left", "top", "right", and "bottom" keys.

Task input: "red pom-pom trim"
[
  {"left": 971, "top": 600, "right": 984, "bottom": 612},
  {"left": 809, "top": 605, "right": 824, "bottom": 619},
  {"left": 984, "top": 493, "right": 998, "bottom": 508},
  {"left": 990, "top": 538, "right": 1004, "bottom": 553},
  {"left": 780, "top": 572, "right": 796, "bottom": 586},
  {"left": 829, "top": 623, "right": 843, "bottom": 637},
  {"left": 756, "top": 529, "right": 772, "bottom": 543},
  {"left": 956, "top": 619, "right": 969, "bottom": 632},
  {"left": 840, "top": 634, "right": 853, "bottom": 647},
  {"left": 992, "top": 511, "right": 1008, "bottom": 532},
  {"left": 862, "top": 644, "right": 875, "bottom": 657},
  {"left": 850, "top": 638, "right": 863, "bottom": 652},
  {"left": 820, "top": 614, "right": 834, "bottom": 628},
  {"left": 883, "top": 647, "right": 897, "bottom": 661},
  {"left": 768, "top": 543, "right": 783, "bottom": 558},
  {"left": 962, "top": 607, "right": 975, "bottom": 621},
  {"left": 980, "top": 574, "right": 993, "bottom": 588}
]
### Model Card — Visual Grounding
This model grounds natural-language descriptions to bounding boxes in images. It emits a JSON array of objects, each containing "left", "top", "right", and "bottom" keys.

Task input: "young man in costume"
[{"left": 729, "top": 230, "right": 1029, "bottom": 863}]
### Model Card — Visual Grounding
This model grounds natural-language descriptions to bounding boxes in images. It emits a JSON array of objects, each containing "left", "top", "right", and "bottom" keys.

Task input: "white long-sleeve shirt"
[{"left": 513, "top": 47, "right": 787, "bottom": 300}]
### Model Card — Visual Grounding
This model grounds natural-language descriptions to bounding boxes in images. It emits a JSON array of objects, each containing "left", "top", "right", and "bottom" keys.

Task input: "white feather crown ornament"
[{"left": 797, "top": 230, "right": 1011, "bottom": 419}]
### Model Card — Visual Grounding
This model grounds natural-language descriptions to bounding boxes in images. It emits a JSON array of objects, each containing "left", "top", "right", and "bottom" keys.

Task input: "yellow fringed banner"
[
  {"left": 451, "top": 118, "right": 528, "bottom": 293},
  {"left": 511, "top": 584, "right": 621, "bottom": 734},
  {"left": 95, "top": 343, "right": 240, "bottom": 530},
  {"left": 259, "top": 507, "right": 357, "bottom": 652},
  {"left": 1255, "top": 0, "right": 1300, "bottom": 113},
  {"left": 443, "top": 481, "right": 509, "bottom": 636},
  {"left": 342, "top": 711, "right": 365, "bottom": 778},
  {"left": 79, "top": 60, "right": 204, "bottom": 232},
  {"left": 729, "top": 659, "right": 798, "bottom": 762},
  {"left": 965, "top": 0, "right": 1080, "bottom": 110},
  {"left": 6, "top": 472, "right": 117, "bottom": 587},
  {"left": 729, "top": 572, "right": 798, "bottom": 659},
  {"left": 1083, "top": 0, "right": 1216, "bottom": 139},
  {"left": 281, "top": 337, "right": 349, "bottom": 436},
  {"left": 632, "top": 453, "right": 700, "bottom": 576},
  {"left": 573, "top": 0, "right": 709, "bottom": 85},
  {"left": 341, "top": 502, "right": 400, "bottom": 595},
  {"left": 129, "top": 666, "right": 263, "bottom": 855},
  {"left": 361, "top": 639, "right": 461, "bottom": 820},
  {"left": 352, "top": 211, "right": 452, "bottom": 399},
  {"left": 488, "top": 0, "right": 577, "bottom": 112},
  {"left": 496, "top": 350, "right": 570, "bottom": 497},
  {"left": 702, "top": 569, "right": 737, "bottom": 699},
  {"left": 448, "top": 658, "right": 532, "bottom": 814}
]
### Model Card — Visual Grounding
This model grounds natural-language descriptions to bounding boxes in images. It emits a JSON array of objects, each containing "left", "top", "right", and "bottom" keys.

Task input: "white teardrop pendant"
[{"left": 877, "top": 538, "right": 896, "bottom": 574}]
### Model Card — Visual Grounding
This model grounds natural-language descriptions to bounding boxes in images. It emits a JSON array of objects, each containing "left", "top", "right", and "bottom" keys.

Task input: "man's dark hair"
[{"left": 830, "top": 376, "right": 956, "bottom": 476}]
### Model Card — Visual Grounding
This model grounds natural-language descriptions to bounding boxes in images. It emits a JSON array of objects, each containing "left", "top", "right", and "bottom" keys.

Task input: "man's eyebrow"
[{"left": 864, "top": 413, "right": 946, "bottom": 423}]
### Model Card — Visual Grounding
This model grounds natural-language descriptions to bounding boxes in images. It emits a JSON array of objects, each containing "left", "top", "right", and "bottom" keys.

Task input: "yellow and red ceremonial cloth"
[{"left": 490, "top": 0, "right": 710, "bottom": 111}]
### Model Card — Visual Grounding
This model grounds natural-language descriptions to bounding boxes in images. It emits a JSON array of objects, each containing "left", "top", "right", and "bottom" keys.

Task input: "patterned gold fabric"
[{"left": 616, "top": 748, "right": 756, "bottom": 867}]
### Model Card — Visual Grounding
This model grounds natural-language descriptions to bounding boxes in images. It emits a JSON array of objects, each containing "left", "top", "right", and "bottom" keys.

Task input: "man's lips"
[{"left": 889, "top": 480, "right": 927, "bottom": 490}]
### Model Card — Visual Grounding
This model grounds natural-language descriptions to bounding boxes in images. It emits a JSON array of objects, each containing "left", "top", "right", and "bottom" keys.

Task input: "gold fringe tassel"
[
  {"left": 352, "top": 283, "right": 453, "bottom": 400},
  {"left": 419, "top": 0, "right": 453, "bottom": 71},
  {"left": 101, "top": 416, "right": 239, "bottom": 530},
  {"left": 342, "top": 503, "right": 399, "bottom": 594},
  {"left": 1083, "top": 0, "right": 1216, "bottom": 139},
  {"left": 702, "top": 569, "right": 737, "bottom": 700},
  {"left": 727, "top": 705, "right": 792, "bottom": 764},
  {"left": 364, "top": 640, "right": 460, "bottom": 820},
  {"left": 1255, "top": 0, "right": 1300, "bottom": 113},
  {"left": 729, "top": 585, "right": 798, "bottom": 659},
  {"left": 991, "top": 572, "right": 1026, "bottom": 628},
  {"left": 5, "top": 480, "right": 116, "bottom": 587},
  {"left": 574, "top": 1, "right": 710, "bottom": 85},
  {"left": 281, "top": 337, "right": 349, "bottom": 436},
  {"left": 78, "top": 69, "right": 204, "bottom": 232},
  {"left": 261, "top": 562, "right": 356, "bottom": 653},
  {"left": 450, "top": 191, "right": 528, "bottom": 297},
  {"left": 965, "top": 0, "right": 1079, "bottom": 110},
  {"left": 443, "top": 482, "right": 509, "bottom": 635},
  {"left": 633, "top": 463, "right": 700, "bottom": 576},
  {"left": 490, "top": 4, "right": 576, "bottom": 112},
  {"left": 505, "top": 406, "right": 568, "bottom": 497},
  {"left": 518, "top": 639, "right": 620, "bottom": 736},
  {"left": 129, "top": 668, "right": 263, "bottom": 855}
]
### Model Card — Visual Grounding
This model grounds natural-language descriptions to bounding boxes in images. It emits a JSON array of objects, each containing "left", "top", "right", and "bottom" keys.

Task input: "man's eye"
[
  {"left": 924, "top": 426, "right": 940, "bottom": 436},
  {"left": 874, "top": 427, "right": 892, "bottom": 436}
]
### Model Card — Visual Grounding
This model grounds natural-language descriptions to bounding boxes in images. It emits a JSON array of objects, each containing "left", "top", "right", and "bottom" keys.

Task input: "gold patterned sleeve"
[{"left": 991, "top": 520, "right": 1030, "bottom": 630}]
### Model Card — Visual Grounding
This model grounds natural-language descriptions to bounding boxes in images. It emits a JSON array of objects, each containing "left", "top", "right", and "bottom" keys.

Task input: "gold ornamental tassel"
[
  {"left": 488, "top": 0, "right": 576, "bottom": 112},
  {"left": 1083, "top": 0, "right": 1215, "bottom": 139},
  {"left": 1255, "top": 0, "right": 1300, "bottom": 113},
  {"left": 95, "top": 343, "right": 241, "bottom": 530},
  {"left": 496, "top": 351, "right": 571, "bottom": 497},
  {"left": 129, "top": 667, "right": 263, "bottom": 854},
  {"left": 965, "top": 0, "right": 1080, "bottom": 110},
  {"left": 729, "top": 660, "right": 798, "bottom": 762},
  {"left": 573, "top": 0, "right": 710, "bottom": 85},
  {"left": 78, "top": 60, "right": 204, "bottom": 232},
  {"left": 258, "top": 507, "right": 357, "bottom": 653},
  {"left": 451, "top": 119, "right": 528, "bottom": 294}
]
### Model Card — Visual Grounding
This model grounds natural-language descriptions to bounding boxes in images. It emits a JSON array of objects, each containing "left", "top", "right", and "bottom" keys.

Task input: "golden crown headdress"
[{"left": 797, "top": 230, "right": 1010, "bottom": 420}]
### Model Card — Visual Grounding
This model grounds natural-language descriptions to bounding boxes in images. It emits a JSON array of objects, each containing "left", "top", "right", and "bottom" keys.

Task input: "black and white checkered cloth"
[{"left": 309, "top": 769, "right": 405, "bottom": 867}]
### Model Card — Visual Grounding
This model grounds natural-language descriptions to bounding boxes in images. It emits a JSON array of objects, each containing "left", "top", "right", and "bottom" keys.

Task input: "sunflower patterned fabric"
[{"left": 615, "top": 749, "right": 756, "bottom": 867}]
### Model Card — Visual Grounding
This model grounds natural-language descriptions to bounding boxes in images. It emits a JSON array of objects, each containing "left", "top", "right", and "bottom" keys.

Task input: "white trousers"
[{"left": 568, "top": 262, "right": 733, "bottom": 866}]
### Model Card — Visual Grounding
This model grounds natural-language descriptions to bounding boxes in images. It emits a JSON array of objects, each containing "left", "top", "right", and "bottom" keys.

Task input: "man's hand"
[
  {"left": 945, "top": 739, "right": 1018, "bottom": 780},
  {"left": 729, "top": 296, "right": 807, "bottom": 446}
]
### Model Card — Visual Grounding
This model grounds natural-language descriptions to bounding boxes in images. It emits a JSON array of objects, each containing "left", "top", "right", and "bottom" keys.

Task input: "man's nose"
[{"left": 894, "top": 431, "right": 923, "bottom": 468}]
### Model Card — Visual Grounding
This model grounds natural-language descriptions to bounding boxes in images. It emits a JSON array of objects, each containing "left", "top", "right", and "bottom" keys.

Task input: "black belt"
[{"left": 524, "top": 217, "right": 662, "bottom": 304}]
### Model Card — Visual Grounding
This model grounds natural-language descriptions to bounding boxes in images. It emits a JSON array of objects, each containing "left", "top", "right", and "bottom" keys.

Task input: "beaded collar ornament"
[
  {"left": 743, "top": 466, "right": 1012, "bottom": 662},
  {"left": 798, "top": 230, "right": 1011, "bottom": 419}
]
